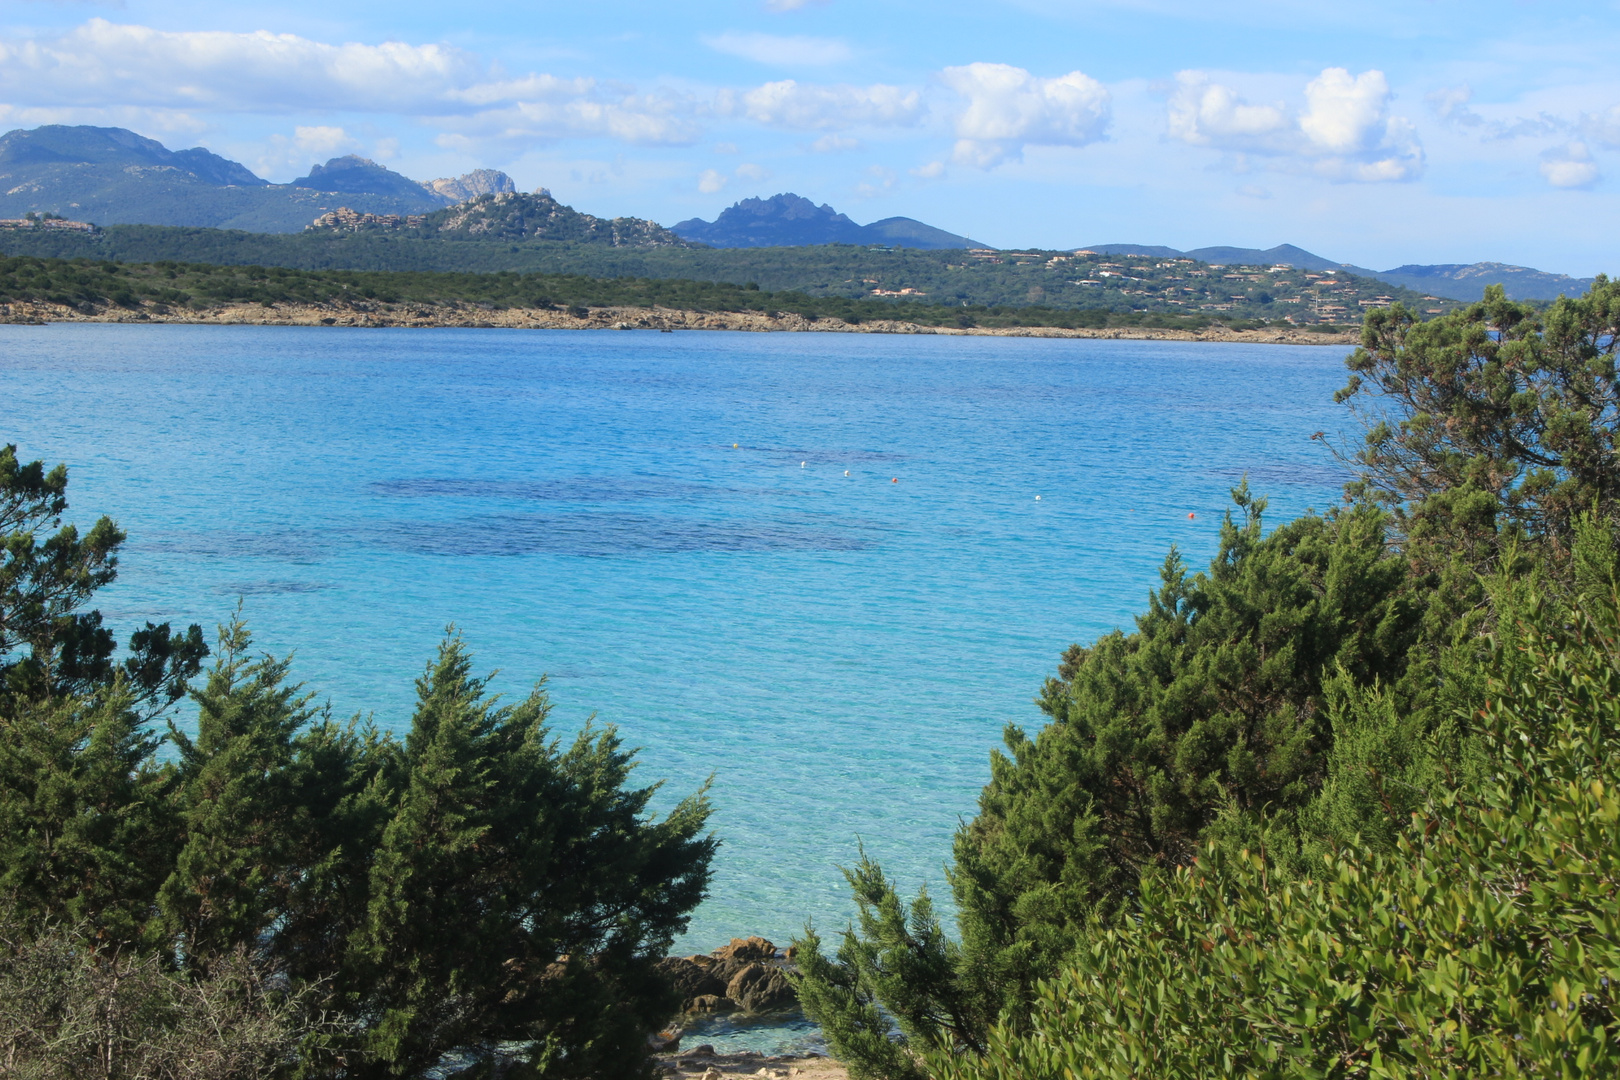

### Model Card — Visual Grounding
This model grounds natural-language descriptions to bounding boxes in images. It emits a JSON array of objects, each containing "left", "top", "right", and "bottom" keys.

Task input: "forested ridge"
[
  {"left": 0, "top": 253, "right": 1260, "bottom": 332},
  {"left": 0, "top": 223, "right": 1452, "bottom": 324}
]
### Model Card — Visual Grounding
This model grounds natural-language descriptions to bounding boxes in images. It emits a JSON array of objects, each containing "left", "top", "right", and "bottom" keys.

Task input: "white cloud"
[
  {"left": 911, "top": 160, "right": 946, "bottom": 178},
  {"left": 764, "top": 0, "right": 829, "bottom": 9},
  {"left": 1167, "top": 66, "right": 1421, "bottom": 182},
  {"left": 0, "top": 19, "right": 477, "bottom": 112},
  {"left": 735, "top": 162, "right": 772, "bottom": 181},
  {"left": 810, "top": 133, "right": 860, "bottom": 152},
  {"left": 0, "top": 19, "right": 698, "bottom": 150},
  {"left": 1301, "top": 69, "right": 1422, "bottom": 180},
  {"left": 1167, "top": 72, "right": 1289, "bottom": 152},
  {"left": 1541, "top": 141, "right": 1599, "bottom": 188},
  {"left": 254, "top": 124, "right": 360, "bottom": 178},
  {"left": 1300, "top": 68, "right": 1390, "bottom": 152},
  {"left": 939, "top": 62, "right": 1110, "bottom": 168},
  {"left": 698, "top": 168, "right": 728, "bottom": 193},
  {"left": 725, "top": 79, "right": 923, "bottom": 130},
  {"left": 704, "top": 31, "right": 852, "bottom": 67}
]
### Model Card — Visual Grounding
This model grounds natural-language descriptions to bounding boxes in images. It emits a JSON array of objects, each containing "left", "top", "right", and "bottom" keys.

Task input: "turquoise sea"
[{"left": 1, "top": 325, "right": 1351, "bottom": 1028}]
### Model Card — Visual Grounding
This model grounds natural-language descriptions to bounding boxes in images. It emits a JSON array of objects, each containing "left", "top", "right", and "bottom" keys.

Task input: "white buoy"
[
  {"left": 844, "top": 470, "right": 849, "bottom": 476},
  {"left": 1035, "top": 495, "right": 1041, "bottom": 500},
  {"left": 801, "top": 461, "right": 806, "bottom": 468}
]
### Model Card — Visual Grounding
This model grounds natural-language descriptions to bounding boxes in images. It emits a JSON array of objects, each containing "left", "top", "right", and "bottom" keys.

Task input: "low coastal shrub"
[
  {"left": 0, "top": 444, "right": 717, "bottom": 1079},
  {"left": 928, "top": 591, "right": 1620, "bottom": 1079},
  {"left": 794, "top": 281, "right": 1620, "bottom": 1077}
]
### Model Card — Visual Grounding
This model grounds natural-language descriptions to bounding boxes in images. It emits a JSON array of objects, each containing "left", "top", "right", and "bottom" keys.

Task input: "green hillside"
[{"left": 0, "top": 225, "right": 1458, "bottom": 322}]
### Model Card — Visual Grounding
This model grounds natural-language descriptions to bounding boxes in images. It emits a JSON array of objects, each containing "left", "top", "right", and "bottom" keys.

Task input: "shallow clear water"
[{"left": 0, "top": 324, "right": 1352, "bottom": 969}]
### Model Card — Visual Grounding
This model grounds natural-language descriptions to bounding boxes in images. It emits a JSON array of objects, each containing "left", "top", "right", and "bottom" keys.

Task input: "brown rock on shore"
[
  {"left": 0, "top": 298, "right": 1359, "bottom": 346},
  {"left": 660, "top": 938, "right": 798, "bottom": 1016}
]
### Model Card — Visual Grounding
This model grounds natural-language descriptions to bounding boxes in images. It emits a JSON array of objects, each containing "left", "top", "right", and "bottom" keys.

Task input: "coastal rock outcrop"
[
  {"left": 660, "top": 937, "right": 797, "bottom": 1015},
  {"left": 725, "top": 962, "right": 795, "bottom": 1013}
]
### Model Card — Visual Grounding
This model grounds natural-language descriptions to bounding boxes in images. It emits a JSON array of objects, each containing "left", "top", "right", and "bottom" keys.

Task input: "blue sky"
[{"left": 2, "top": 0, "right": 1618, "bottom": 273}]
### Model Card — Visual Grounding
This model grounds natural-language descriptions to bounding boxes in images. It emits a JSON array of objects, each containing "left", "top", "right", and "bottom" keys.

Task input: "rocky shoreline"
[
  {"left": 0, "top": 297, "right": 1359, "bottom": 345},
  {"left": 650, "top": 937, "right": 845, "bottom": 1079},
  {"left": 656, "top": 936, "right": 798, "bottom": 1021}
]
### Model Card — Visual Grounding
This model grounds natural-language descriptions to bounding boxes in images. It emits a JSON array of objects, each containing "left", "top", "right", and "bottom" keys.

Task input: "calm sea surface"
[{"left": 0, "top": 324, "right": 1353, "bottom": 956}]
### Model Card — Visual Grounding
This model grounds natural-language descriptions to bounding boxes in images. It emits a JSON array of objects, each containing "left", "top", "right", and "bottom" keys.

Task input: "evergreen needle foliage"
[
  {"left": 0, "top": 444, "right": 717, "bottom": 1079},
  {"left": 793, "top": 281, "right": 1620, "bottom": 1078}
]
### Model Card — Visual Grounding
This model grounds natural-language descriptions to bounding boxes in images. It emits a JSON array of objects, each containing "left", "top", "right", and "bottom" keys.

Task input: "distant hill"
[
  {"left": 1086, "top": 241, "right": 1597, "bottom": 302},
  {"left": 307, "top": 190, "right": 689, "bottom": 248},
  {"left": 289, "top": 155, "right": 440, "bottom": 202},
  {"left": 674, "top": 193, "right": 982, "bottom": 250},
  {"left": 0, "top": 125, "right": 520, "bottom": 233},
  {"left": 1370, "top": 262, "right": 1598, "bottom": 304}
]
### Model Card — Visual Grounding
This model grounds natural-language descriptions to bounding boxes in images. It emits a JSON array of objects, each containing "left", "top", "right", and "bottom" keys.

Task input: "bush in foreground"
[
  {"left": 928, "top": 591, "right": 1620, "bottom": 1079},
  {"left": 0, "top": 444, "right": 717, "bottom": 1079}
]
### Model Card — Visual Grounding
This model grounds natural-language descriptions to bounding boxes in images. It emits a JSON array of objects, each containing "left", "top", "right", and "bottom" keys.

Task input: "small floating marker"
[
  {"left": 892, "top": 478, "right": 899, "bottom": 483},
  {"left": 844, "top": 470, "right": 850, "bottom": 476},
  {"left": 1035, "top": 495, "right": 1042, "bottom": 500},
  {"left": 733, "top": 443, "right": 738, "bottom": 448},
  {"left": 1188, "top": 512, "right": 1196, "bottom": 519},
  {"left": 801, "top": 461, "right": 806, "bottom": 468}
]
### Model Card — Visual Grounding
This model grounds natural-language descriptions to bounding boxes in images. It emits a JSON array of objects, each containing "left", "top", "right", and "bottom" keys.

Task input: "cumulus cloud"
[
  {"left": 1167, "top": 72, "right": 1289, "bottom": 152},
  {"left": 703, "top": 31, "right": 852, "bottom": 67},
  {"left": 698, "top": 168, "right": 728, "bottom": 193},
  {"left": 1300, "top": 68, "right": 1422, "bottom": 180},
  {"left": 1541, "top": 141, "right": 1599, "bottom": 188},
  {"left": 723, "top": 79, "right": 923, "bottom": 130},
  {"left": 940, "top": 62, "right": 1109, "bottom": 168},
  {"left": 911, "top": 160, "right": 946, "bottom": 178},
  {"left": 0, "top": 19, "right": 699, "bottom": 148},
  {"left": 1168, "top": 66, "right": 1421, "bottom": 182}
]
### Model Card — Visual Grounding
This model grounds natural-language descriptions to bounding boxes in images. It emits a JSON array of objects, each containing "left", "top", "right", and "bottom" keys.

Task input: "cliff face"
[
  {"left": 305, "top": 190, "right": 692, "bottom": 247},
  {"left": 423, "top": 169, "right": 517, "bottom": 202}
]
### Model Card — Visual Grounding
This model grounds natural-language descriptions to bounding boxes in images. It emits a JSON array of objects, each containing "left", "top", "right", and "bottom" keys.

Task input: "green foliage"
[
  {"left": 0, "top": 227, "right": 1449, "bottom": 323},
  {"left": 0, "top": 253, "right": 1236, "bottom": 332},
  {"left": 800, "top": 281, "right": 1620, "bottom": 1077},
  {"left": 0, "top": 446, "right": 717, "bottom": 1078},
  {"left": 1341, "top": 279, "right": 1620, "bottom": 569},
  {"left": 793, "top": 490, "right": 1423, "bottom": 1061},
  {"left": 928, "top": 589, "right": 1620, "bottom": 1079}
]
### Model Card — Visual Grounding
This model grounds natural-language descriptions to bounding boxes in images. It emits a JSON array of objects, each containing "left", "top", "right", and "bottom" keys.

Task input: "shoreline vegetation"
[{"left": 0, "top": 252, "right": 1360, "bottom": 344}]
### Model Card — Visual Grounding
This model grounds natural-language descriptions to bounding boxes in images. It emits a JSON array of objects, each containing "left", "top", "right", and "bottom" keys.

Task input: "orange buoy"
[
  {"left": 892, "top": 478, "right": 898, "bottom": 483},
  {"left": 1188, "top": 512, "right": 1196, "bottom": 518}
]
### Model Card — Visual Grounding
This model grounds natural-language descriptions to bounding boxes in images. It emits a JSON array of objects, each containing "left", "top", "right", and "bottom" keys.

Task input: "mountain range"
[
  {"left": 0, "top": 125, "right": 1601, "bottom": 303},
  {"left": 672, "top": 192, "right": 982, "bottom": 250},
  {"left": 0, "top": 126, "right": 511, "bottom": 232}
]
